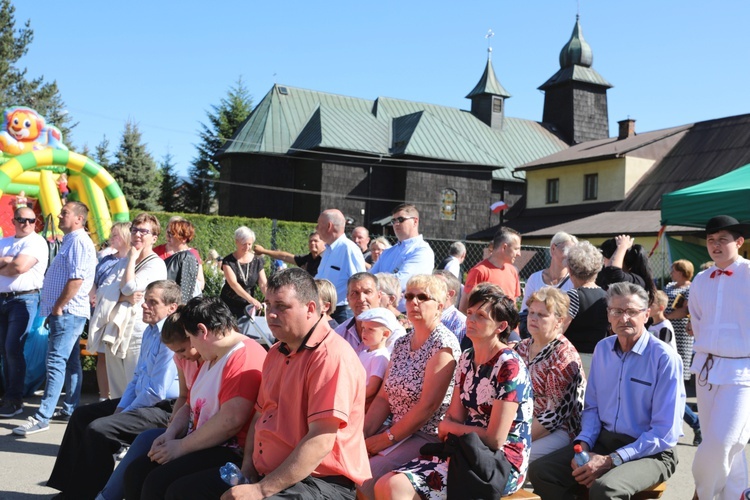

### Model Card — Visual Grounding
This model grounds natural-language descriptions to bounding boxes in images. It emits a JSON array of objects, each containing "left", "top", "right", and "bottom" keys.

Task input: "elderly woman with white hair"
[
  {"left": 519, "top": 232, "right": 577, "bottom": 338},
  {"left": 220, "top": 226, "right": 267, "bottom": 319}
]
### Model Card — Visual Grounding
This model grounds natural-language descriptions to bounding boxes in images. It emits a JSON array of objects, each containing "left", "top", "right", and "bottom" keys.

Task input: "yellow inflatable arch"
[{"left": 0, "top": 149, "right": 129, "bottom": 244}]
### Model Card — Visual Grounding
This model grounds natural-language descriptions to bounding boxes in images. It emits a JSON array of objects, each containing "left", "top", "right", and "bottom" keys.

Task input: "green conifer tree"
[
  {"left": 183, "top": 77, "right": 253, "bottom": 213},
  {"left": 112, "top": 121, "right": 161, "bottom": 211},
  {"left": 159, "top": 152, "right": 182, "bottom": 212}
]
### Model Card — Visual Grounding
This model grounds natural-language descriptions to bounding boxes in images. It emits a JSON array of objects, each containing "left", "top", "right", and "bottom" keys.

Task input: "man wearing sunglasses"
[
  {"left": 13, "top": 201, "right": 97, "bottom": 435},
  {"left": 0, "top": 207, "right": 48, "bottom": 419},
  {"left": 370, "top": 204, "right": 434, "bottom": 309}
]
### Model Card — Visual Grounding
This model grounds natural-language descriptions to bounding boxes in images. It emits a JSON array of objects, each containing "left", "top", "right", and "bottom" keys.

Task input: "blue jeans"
[
  {"left": 684, "top": 403, "right": 700, "bottom": 430},
  {"left": 36, "top": 313, "right": 87, "bottom": 424},
  {"left": 0, "top": 293, "right": 39, "bottom": 402},
  {"left": 99, "top": 428, "right": 166, "bottom": 500}
]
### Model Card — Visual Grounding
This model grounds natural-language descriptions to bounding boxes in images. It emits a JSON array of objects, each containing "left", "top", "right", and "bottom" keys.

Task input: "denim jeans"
[
  {"left": 36, "top": 313, "right": 87, "bottom": 424},
  {"left": 0, "top": 293, "right": 39, "bottom": 402},
  {"left": 684, "top": 403, "right": 700, "bottom": 430},
  {"left": 99, "top": 428, "right": 166, "bottom": 500}
]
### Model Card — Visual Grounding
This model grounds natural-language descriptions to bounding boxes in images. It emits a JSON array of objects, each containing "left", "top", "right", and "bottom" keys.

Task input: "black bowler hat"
[{"left": 705, "top": 215, "right": 750, "bottom": 237}]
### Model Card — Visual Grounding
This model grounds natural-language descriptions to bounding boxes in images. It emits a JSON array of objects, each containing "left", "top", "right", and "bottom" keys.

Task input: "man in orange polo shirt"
[{"left": 221, "top": 267, "right": 371, "bottom": 500}]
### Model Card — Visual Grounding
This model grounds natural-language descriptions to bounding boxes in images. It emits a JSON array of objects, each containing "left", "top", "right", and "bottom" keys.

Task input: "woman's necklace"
[{"left": 237, "top": 259, "right": 250, "bottom": 283}]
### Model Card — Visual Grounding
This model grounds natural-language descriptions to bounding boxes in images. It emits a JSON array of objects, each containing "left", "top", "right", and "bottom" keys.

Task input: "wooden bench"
[
  {"left": 80, "top": 337, "right": 97, "bottom": 357},
  {"left": 507, "top": 490, "right": 541, "bottom": 499}
]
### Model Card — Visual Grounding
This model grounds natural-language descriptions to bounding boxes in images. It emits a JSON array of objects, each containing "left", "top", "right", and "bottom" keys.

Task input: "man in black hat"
[{"left": 688, "top": 215, "right": 750, "bottom": 500}]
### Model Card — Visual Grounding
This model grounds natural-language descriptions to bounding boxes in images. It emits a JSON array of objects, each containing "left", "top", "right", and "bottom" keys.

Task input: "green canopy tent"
[
  {"left": 661, "top": 163, "right": 750, "bottom": 228},
  {"left": 660, "top": 163, "right": 750, "bottom": 271}
]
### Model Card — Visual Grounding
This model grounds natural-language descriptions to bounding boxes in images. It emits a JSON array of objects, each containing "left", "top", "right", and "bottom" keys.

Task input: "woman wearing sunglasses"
[{"left": 359, "top": 274, "right": 461, "bottom": 499}]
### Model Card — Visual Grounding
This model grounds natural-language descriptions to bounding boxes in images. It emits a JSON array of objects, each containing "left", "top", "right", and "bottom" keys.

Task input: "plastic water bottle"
[
  {"left": 220, "top": 462, "right": 249, "bottom": 486},
  {"left": 573, "top": 444, "right": 590, "bottom": 467}
]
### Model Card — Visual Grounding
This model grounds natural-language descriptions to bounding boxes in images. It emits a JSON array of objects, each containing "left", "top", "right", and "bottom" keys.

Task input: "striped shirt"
[{"left": 41, "top": 228, "right": 97, "bottom": 318}]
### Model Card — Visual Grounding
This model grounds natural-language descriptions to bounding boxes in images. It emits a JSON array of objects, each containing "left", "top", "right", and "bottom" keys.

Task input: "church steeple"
[
  {"left": 467, "top": 37, "right": 511, "bottom": 130},
  {"left": 539, "top": 16, "right": 612, "bottom": 144}
]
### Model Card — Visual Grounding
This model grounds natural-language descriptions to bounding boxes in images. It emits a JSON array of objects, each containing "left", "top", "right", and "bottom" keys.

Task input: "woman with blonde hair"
[
  {"left": 516, "top": 287, "right": 585, "bottom": 461},
  {"left": 359, "top": 274, "right": 460, "bottom": 499}
]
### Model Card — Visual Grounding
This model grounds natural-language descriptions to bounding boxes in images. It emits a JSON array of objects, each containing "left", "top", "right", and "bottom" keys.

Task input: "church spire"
[{"left": 467, "top": 30, "right": 510, "bottom": 130}]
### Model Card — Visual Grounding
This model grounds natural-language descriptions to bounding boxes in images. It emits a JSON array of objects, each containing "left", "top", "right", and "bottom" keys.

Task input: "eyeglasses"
[
  {"left": 166, "top": 231, "right": 174, "bottom": 237},
  {"left": 13, "top": 217, "right": 36, "bottom": 225},
  {"left": 607, "top": 308, "right": 647, "bottom": 318},
  {"left": 130, "top": 227, "right": 152, "bottom": 236},
  {"left": 404, "top": 292, "right": 435, "bottom": 303},
  {"left": 390, "top": 216, "right": 416, "bottom": 225}
]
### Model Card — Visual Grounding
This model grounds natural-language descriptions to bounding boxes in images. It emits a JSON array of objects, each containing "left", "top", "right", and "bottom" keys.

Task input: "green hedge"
[{"left": 129, "top": 212, "right": 316, "bottom": 298}]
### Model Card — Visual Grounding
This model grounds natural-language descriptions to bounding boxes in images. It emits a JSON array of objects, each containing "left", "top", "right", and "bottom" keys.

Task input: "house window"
[
  {"left": 546, "top": 178, "right": 559, "bottom": 204},
  {"left": 584, "top": 174, "right": 598, "bottom": 200},
  {"left": 440, "top": 189, "right": 457, "bottom": 221},
  {"left": 493, "top": 97, "right": 502, "bottom": 113}
]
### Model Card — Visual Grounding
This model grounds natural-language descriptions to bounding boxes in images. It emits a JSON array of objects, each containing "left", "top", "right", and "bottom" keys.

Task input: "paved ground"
[{"left": 0, "top": 392, "right": 748, "bottom": 499}]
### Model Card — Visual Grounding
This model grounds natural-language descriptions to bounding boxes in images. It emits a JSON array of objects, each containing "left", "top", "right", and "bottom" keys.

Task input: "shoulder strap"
[{"left": 135, "top": 253, "right": 158, "bottom": 273}]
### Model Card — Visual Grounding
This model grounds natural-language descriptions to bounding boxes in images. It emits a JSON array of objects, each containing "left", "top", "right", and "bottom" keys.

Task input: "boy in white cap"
[{"left": 356, "top": 307, "right": 403, "bottom": 410}]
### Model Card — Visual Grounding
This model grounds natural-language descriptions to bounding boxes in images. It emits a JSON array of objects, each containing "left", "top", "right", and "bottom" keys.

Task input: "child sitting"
[
  {"left": 356, "top": 307, "right": 398, "bottom": 411},
  {"left": 648, "top": 290, "right": 676, "bottom": 351},
  {"left": 314, "top": 278, "right": 339, "bottom": 329}
]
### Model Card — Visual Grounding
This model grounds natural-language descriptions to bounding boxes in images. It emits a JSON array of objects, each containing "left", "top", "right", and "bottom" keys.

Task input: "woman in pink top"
[{"left": 124, "top": 298, "right": 266, "bottom": 500}]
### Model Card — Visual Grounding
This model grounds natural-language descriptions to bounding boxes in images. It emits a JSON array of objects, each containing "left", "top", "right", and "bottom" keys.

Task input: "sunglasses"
[
  {"left": 390, "top": 216, "right": 416, "bottom": 225},
  {"left": 14, "top": 217, "right": 36, "bottom": 225},
  {"left": 130, "top": 227, "right": 152, "bottom": 236},
  {"left": 404, "top": 292, "right": 435, "bottom": 303}
]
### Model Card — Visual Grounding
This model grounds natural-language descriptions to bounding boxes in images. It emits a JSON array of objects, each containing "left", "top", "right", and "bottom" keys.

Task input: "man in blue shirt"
[
  {"left": 370, "top": 204, "right": 434, "bottom": 310},
  {"left": 528, "top": 282, "right": 684, "bottom": 500},
  {"left": 315, "top": 209, "right": 366, "bottom": 323},
  {"left": 45, "top": 280, "right": 182, "bottom": 500}
]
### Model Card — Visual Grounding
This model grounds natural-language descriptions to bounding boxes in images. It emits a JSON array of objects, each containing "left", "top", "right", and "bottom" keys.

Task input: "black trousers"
[
  {"left": 125, "top": 444, "right": 356, "bottom": 500},
  {"left": 46, "top": 398, "right": 171, "bottom": 499}
]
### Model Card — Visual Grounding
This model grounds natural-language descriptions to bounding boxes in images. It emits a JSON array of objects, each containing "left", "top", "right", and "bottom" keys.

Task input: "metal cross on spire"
[{"left": 485, "top": 29, "right": 495, "bottom": 59}]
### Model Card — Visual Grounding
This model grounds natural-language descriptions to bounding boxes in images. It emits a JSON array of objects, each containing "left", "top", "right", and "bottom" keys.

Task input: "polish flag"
[{"left": 490, "top": 201, "right": 508, "bottom": 213}]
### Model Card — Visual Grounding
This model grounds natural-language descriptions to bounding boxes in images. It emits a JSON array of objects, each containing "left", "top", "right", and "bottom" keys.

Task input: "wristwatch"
[
  {"left": 609, "top": 452, "right": 623, "bottom": 467},
  {"left": 386, "top": 428, "right": 396, "bottom": 442}
]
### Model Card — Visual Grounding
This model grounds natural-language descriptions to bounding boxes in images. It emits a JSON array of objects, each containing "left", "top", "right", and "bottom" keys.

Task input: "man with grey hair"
[
  {"left": 315, "top": 209, "right": 366, "bottom": 323},
  {"left": 529, "top": 282, "right": 683, "bottom": 500},
  {"left": 436, "top": 241, "right": 466, "bottom": 282},
  {"left": 335, "top": 272, "right": 405, "bottom": 354}
]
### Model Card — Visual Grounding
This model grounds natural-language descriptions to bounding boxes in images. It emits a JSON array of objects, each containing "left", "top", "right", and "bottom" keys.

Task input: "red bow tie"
[{"left": 710, "top": 269, "right": 733, "bottom": 278}]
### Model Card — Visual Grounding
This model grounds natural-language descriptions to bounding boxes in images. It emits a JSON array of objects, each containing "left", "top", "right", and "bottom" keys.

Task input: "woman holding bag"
[{"left": 375, "top": 283, "right": 533, "bottom": 499}]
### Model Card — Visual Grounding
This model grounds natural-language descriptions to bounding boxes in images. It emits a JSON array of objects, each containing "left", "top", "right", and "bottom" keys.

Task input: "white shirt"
[
  {"left": 358, "top": 347, "right": 390, "bottom": 381},
  {"left": 648, "top": 319, "right": 677, "bottom": 352},
  {"left": 689, "top": 257, "right": 750, "bottom": 385},
  {"left": 0, "top": 232, "right": 48, "bottom": 292},
  {"left": 520, "top": 269, "right": 573, "bottom": 312}
]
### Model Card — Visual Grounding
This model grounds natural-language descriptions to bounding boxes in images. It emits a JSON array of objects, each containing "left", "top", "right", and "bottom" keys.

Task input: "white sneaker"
[{"left": 12, "top": 416, "right": 49, "bottom": 436}]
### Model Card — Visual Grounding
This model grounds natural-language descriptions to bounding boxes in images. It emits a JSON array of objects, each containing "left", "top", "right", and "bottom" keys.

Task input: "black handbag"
[{"left": 420, "top": 432, "right": 512, "bottom": 499}]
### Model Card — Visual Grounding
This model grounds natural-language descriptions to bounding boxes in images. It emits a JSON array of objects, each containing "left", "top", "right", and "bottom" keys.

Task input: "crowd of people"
[{"left": 0, "top": 200, "right": 748, "bottom": 499}]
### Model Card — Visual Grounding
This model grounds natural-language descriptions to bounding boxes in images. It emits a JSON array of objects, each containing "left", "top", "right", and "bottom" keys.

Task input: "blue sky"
[{"left": 13, "top": 0, "right": 750, "bottom": 177}]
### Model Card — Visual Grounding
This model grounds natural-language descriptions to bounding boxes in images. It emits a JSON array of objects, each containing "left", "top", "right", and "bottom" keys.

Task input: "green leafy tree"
[
  {"left": 111, "top": 121, "right": 161, "bottom": 211},
  {"left": 0, "top": 0, "right": 75, "bottom": 143},
  {"left": 159, "top": 152, "right": 182, "bottom": 212},
  {"left": 183, "top": 77, "right": 253, "bottom": 213}
]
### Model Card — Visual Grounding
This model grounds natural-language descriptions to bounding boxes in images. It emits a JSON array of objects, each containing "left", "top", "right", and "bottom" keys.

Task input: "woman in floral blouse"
[
  {"left": 375, "top": 282, "right": 533, "bottom": 499},
  {"left": 359, "top": 274, "right": 461, "bottom": 499},
  {"left": 516, "top": 287, "right": 586, "bottom": 462}
]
